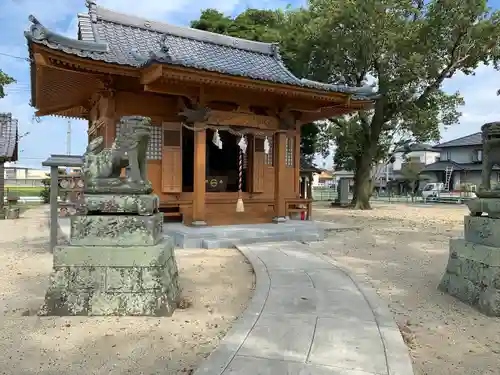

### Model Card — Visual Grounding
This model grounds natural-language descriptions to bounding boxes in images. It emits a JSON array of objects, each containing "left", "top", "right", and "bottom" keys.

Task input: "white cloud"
[
  {"left": 0, "top": 0, "right": 245, "bottom": 169},
  {"left": 441, "top": 64, "right": 500, "bottom": 141},
  {"left": 1, "top": 0, "right": 500, "bottom": 170}
]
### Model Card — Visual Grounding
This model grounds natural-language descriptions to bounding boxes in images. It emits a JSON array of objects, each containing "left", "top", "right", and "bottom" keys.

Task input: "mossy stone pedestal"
[
  {"left": 40, "top": 193, "right": 181, "bottom": 316},
  {"left": 438, "top": 198, "right": 500, "bottom": 316}
]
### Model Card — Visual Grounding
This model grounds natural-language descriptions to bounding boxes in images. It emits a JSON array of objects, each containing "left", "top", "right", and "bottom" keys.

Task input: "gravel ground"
[
  {"left": 311, "top": 201, "right": 500, "bottom": 375},
  {"left": 0, "top": 206, "right": 254, "bottom": 375}
]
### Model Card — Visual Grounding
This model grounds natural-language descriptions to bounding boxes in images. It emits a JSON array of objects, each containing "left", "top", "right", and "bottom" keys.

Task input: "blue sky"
[{"left": 0, "top": 0, "right": 500, "bottom": 170}]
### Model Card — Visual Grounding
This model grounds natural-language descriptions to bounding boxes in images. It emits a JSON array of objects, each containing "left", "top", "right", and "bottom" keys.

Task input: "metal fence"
[
  {"left": 42, "top": 154, "right": 84, "bottom": 250},
  {"left": 4, "top": 179, "right": 44, "bottom": 187},
  {"left": 312, "top": 188, "right": 473, "bottom": 205}
]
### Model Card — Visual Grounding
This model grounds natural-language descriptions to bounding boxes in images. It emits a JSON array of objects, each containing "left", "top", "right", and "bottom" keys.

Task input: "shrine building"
[{"left": 25, "top": 0, "right": 376, "bottom": 226}]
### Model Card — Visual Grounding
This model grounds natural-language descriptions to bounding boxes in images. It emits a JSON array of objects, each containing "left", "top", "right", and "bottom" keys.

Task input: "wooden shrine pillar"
[
  {"left": 192, "top": 124, "right": 207, "bottom": 226},
  {"left": 274, "top": 132, "right": 287, "bottom": 222},
  {"left": 98, "top": 91, "right": 116, "bottom": 147}
]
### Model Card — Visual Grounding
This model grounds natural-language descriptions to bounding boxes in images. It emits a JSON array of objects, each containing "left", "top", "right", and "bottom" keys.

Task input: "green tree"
[
  {"left": 190, "top": 8, "right": 323, "bottom": 162},
  {"left": 292, "top": 0, "right": 499, "bottom": 209},
  {"left": 401, "top": 158, "right": 424, "bottom": 201},
  {"left": 0, "top": 70, "right": 15, "bottom": 98},
  {"left": 40, "top": 168, "right": 67, "bottom": 203}
]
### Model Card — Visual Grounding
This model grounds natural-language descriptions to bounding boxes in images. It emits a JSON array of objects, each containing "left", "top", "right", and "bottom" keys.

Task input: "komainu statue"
[
  {"left": 478, "top": 121, "right": 500, "bottom": 198},
  {"left": 439, "top": 121, "right": 500, "bottom": 317},
  {"left": 83, "top": 116, "right": 153, "bottom": 194}
]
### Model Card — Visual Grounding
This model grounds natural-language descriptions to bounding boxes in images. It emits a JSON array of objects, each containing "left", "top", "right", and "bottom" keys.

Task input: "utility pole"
[
  {"left": 66, "top": 120, "right": 72, "bottom": 174},
  {"left": 66, "top": 120, "right": 72, "bottom": 156}
]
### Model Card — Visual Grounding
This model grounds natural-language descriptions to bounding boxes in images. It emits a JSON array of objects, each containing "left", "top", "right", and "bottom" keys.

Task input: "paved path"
[{"left": 194, "top": 241, "right": 414, "bottom": 375}]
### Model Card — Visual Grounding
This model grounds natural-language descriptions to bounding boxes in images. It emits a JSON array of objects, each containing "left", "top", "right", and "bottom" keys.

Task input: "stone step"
[
  {"left": 163, "top": 221, "right": 327, "bottom": 249},
  {"left": 201, "top": 232, "right": 323, "bottom": 249}
]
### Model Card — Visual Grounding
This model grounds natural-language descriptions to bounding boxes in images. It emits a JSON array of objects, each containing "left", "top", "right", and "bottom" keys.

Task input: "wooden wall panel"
[
  {"left": 264, "top": 168, "right": 275, "bottom": 197},
  {"left": 252, "top": 137, "right": 265, "bottom": 193},
  {"left": 147, "top": 161, "right": 162, "bottom": 194},
  {"left": 161, "top": 122, "right": 182, "bottom": 193}
]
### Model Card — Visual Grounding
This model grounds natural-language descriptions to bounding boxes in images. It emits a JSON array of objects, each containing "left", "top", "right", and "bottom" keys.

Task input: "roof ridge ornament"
[
  {"left": 25, "top": 14, "right": 109, "bottom": 53},
  {"left": 26, "top": 15, "right": 48, "bottom": 41},
  {"left": 86, "top": 0, "right": 98, "bottom": 22},
  {"left": 270, "top": 43, "right": 280, "bottom": 58}
]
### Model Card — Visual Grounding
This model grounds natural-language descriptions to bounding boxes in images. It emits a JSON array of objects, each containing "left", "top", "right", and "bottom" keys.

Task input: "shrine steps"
[{"left": 163, "top": 221, "right": 328, "bottom": 249}]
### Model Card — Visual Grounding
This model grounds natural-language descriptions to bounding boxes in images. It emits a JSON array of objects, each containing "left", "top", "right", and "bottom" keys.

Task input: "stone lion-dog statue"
[
  {"left": 478, "top": 121, "right": 500, "bottom": 198},
  {"left": 83, "top": 116, "right": 153, "bottom": 194}
]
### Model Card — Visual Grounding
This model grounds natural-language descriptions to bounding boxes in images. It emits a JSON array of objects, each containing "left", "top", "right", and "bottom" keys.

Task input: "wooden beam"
[
  {"left": 33, "top": 53, "right": 49, "bottom": 67},
  {"left": 162, "top": 65, "right": 368, "bottom": 103},
  {"left": 207, "top": 109, "right": 279, "bottom": 128},
  {"left": 144, "top": 81, "right": 199, "bottom": 99},
  {"left": 35, "top": 102, "right": 86, "bottom": 117},
  {"left": 140, "top": 64, "right": 163, "bottom": 85},
  {"left": 298, "top": 105, "right": 352, "bottom": 124}
]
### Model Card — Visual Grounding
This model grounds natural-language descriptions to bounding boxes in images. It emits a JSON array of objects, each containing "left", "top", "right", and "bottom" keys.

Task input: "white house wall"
[
  {"left": 440, "top": 146, "right": 478, "bottom": 163},
  {"left": 392, "top": 151, "right": 440, "bottom": 171}
]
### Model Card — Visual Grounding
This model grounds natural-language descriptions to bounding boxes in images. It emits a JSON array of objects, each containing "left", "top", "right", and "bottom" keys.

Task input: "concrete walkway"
[{"left": 194, "top": 241, "right": 414, "bottom": 375}]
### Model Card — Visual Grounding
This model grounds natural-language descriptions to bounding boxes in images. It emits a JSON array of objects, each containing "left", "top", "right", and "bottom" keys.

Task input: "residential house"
[
  {"left": 0, "top": 113, "right": 19, "bottom": 208},
  {"left": 371, "top": 144, "right": 440, "bottom": 193},
  {"left": 420, "top": 132, "right": 492, "bottom": 191},
  {"left": 3, "top": 165, "right": 47, "bottom": 187},
  {"left": 312, "top": 170, "right": 335, "bottom": 187}
]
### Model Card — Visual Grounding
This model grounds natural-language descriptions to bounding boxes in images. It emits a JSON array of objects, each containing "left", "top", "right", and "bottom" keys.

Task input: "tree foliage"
[
  {"left": 191, "top": 2, "right": 500, "bottom": 209},
  {"left": 0, "top": 70, "right": 15, "bottom": 99},
  {"left": 293, "top": 0, "right": 500, "bottom": 208},
  {"left": 401, "top": 158, "right": 424, "bottom": 200},
  {"left": 190, "top": 8, "right": 322, "bottom": 163}
]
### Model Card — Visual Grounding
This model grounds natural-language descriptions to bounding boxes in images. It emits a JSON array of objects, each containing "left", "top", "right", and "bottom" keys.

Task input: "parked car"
[{"left": 421, "top": 182, "right": 476, "bottom": 200}]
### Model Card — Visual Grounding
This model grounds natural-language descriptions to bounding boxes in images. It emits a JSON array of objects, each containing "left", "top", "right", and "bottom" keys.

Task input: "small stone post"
[{"left": 49, "top": 166, "right": 58, "bottom": 250}]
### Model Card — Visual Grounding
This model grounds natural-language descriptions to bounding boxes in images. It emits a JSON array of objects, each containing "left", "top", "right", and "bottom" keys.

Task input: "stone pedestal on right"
[{"left": 438, "top": 199, "right": 500, "bottom": 316}]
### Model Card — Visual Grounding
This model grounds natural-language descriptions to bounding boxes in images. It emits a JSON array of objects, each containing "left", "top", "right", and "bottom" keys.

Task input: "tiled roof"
[
  {"left": 393, "top": 143, "right": 440, "bottom": 153},
  {"left": 434, "top": 132, "right": 482, "bottom": 148},
  {"left": 24, "top": 1, "right": 378, "bottom": 101},
  {"left": 0, "top": 113, "right": 18, "bottom": 162},
  {"left": 420, "top": 160, "right": 496, "bottom": 172}
]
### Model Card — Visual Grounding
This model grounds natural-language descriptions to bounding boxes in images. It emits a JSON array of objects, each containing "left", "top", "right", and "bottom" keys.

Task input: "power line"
[{"left": 0, "top": 52, "right": 30, "bottom": 62}]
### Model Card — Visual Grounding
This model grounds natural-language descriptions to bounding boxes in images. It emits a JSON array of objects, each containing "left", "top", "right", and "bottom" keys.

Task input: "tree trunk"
[
  {"left": 350, "top": 186, "right": 357, "bottom": 206},
  {"left": 350, "top": 101, "right": 386, "bottom": 210},
  {"left": 353, "top": 154, "right": 373, "bottom": 209}
]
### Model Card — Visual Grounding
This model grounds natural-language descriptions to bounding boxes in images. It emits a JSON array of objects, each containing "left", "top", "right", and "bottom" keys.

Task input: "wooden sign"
[
  {"left": 205, "top": 176, "right": 228, "bottom": 192},
  {"left": 207, "top": 110, "right": 278, "bottom": 128}
]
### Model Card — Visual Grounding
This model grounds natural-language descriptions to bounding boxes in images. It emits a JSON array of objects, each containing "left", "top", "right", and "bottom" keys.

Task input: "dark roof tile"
[
  {"left": 0, "top": 113, "right": 19, "bottom": 162},
  {"left": 25, "top": 1, "right": 378, "bottom": 101},
  {"left": 435, "top": 132, "right": 482, "bottom": 148}
]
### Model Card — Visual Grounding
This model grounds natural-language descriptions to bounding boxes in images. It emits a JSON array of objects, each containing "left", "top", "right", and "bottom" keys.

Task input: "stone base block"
[
  {"left": 464, "top": 215, "right": 500, "bottom": 247},
  {"left": 466, "top": 198, "right": 500, "bottom": 218},
  {"left": 39, "top": 239, "right": 181, "bottom": 316},
  {"left": 83, "top": 194, "right": 159, "bottom": 215},
  {"left": 438, "top": 238, "right": 500, "bottom": 316},
  {"left": 70, "top": 212, "right": 163, "bottom": 246},
  {"left": 4, "top": 207, "right": 20, "bottom": 219}
]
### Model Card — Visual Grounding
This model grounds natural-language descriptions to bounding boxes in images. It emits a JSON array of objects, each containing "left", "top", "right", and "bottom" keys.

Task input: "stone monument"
[
  {"left": 336, "top": 178, "right": 350, "bottom": 206},
  {"left": 438, "top": 122, "right": 500, "bottom": 316},
  {"left": 40, "top": 116, "right": 181, "bottom": 316}
]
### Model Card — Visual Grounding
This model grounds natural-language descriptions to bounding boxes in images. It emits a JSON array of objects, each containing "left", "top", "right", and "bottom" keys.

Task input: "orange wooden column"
[
  {"left": 98, "top": 91, "right": 117, "bottom": 147},
  {"left": 274, "top": 132, "right": 287, "bottom": 222},
  {"left": 192, "top": 124, "right": 207, "bottom": 226}
]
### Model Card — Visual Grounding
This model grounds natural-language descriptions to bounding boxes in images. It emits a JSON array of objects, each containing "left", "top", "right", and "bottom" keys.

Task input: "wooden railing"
[{"left": 285, "top": 198, "right": 312, "bottom": 220}]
